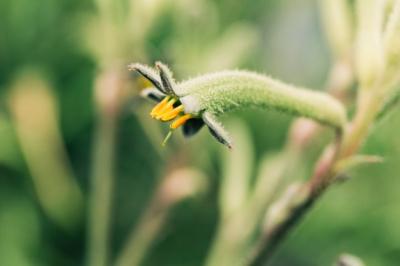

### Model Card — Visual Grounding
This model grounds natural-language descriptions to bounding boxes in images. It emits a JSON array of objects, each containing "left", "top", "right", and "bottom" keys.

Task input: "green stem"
[
  {"left": 115, "top": 195, "right": 168, "bottom": 266},
  {"left": 178, "top": 71, "right": 347, "bottom": 129},
  {"left": 87, "top": 111, "right": 117, "bottom": 266},
  {"left": 340, "top": 90, "right": 384, "bottom": 157},
  {"left": 206, "top": 215, "right": 251, "bottom": 266},
  {"left": 250, "top": 90, "right": 385, "bottom": 265},
  {"left": 376, "top": 88, "right": 400, "bottom": 120},
  {"left": 250, "top": 133, "right": 342, "bottom": 266}
]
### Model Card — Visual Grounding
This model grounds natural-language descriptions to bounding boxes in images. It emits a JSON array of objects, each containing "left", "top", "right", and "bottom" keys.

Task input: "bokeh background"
[{"left": 0, "top": 0, "right": 399, "bottom": 265}]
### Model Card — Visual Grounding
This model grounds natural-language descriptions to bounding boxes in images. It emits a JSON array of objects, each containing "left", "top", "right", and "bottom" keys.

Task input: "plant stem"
[
  {"left": 115, "top": 194, "right": 168, "bottom": 266},
  {"left": 340, "top": 91, "right": 384, "bottom": 157},
  {"left": 249, "top": 89, "right": 385, "bottom": 265},
  {"left": 115, "top": 167, "right": 204, "bottom": 266},
  {"left": 87, "top": 113, "right": 117, "bottom": 266},
  {"left": 178, "top": 71, "right": 347, "bottom": 129},
  {"left": 87, "top": 68, "right": 123, "bottom": 266},
  {"left": 250, "top": 134, "right": 341, "bottom": 265}
]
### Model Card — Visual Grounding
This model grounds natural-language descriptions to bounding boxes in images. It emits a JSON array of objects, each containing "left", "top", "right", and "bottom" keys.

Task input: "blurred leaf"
[{"left": 8, "top": 71, "right": 84, "bottom": 231}]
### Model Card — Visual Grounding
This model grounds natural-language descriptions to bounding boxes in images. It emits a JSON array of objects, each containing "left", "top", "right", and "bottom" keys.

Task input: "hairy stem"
[{"left": 179, "top": 71, "right": 347, "bottom": 129}]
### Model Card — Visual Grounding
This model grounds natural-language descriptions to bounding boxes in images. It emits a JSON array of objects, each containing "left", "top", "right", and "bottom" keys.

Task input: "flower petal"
[
  {"left": 140, "top": 88, "right": 165, "bottom": 102},
  {"left": 203, "top": 112, "right": 233, "bottom": 148},
  {"left": 155, "top": 62, "right": 176, "bottom": 95},
  {"left": 129, "top": 63, "right": 166, "bottom": 94}
]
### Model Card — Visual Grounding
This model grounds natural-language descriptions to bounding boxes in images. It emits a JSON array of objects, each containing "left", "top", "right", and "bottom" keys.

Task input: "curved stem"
[
  {"left": 249, "top": 88, "right": 385, "bottom": 265},
  {"left": 249, "top": 132, "right": 342, "bottom": 265},
  {"left": 179, "top": 71, "right": 347, "bottom": 129}
]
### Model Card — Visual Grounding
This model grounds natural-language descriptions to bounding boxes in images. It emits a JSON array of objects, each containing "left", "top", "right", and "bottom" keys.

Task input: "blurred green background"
[{"left": 0, "top": 0, "right": 399, "bottom": 265}]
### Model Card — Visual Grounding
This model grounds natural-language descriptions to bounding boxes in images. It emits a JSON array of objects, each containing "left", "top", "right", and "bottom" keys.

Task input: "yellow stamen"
[
  {"left": 160, "top": 105, "right": 184, "bottom": 121},
  {"left": 155, "top": 98, "right": 176, "bottom": 120},
  {"left": 170, "top": 114, "right": 193, "bottom": 129},
  {"left": 150, "top": 96, "right": 170, "bottom": 118}
]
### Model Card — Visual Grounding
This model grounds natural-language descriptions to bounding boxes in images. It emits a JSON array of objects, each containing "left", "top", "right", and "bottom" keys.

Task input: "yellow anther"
[
  {"left": 160, "top": 105, "right": 184, "bottom": 121},
  {"left": 170, "top": 114, "right": 193, "bottom": 129},
  {"left": 150, "top": 96, "right": 170, "bottom": 118},
  {"left": 155, "top": 98, "right": 176, "bottom": 119}
]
